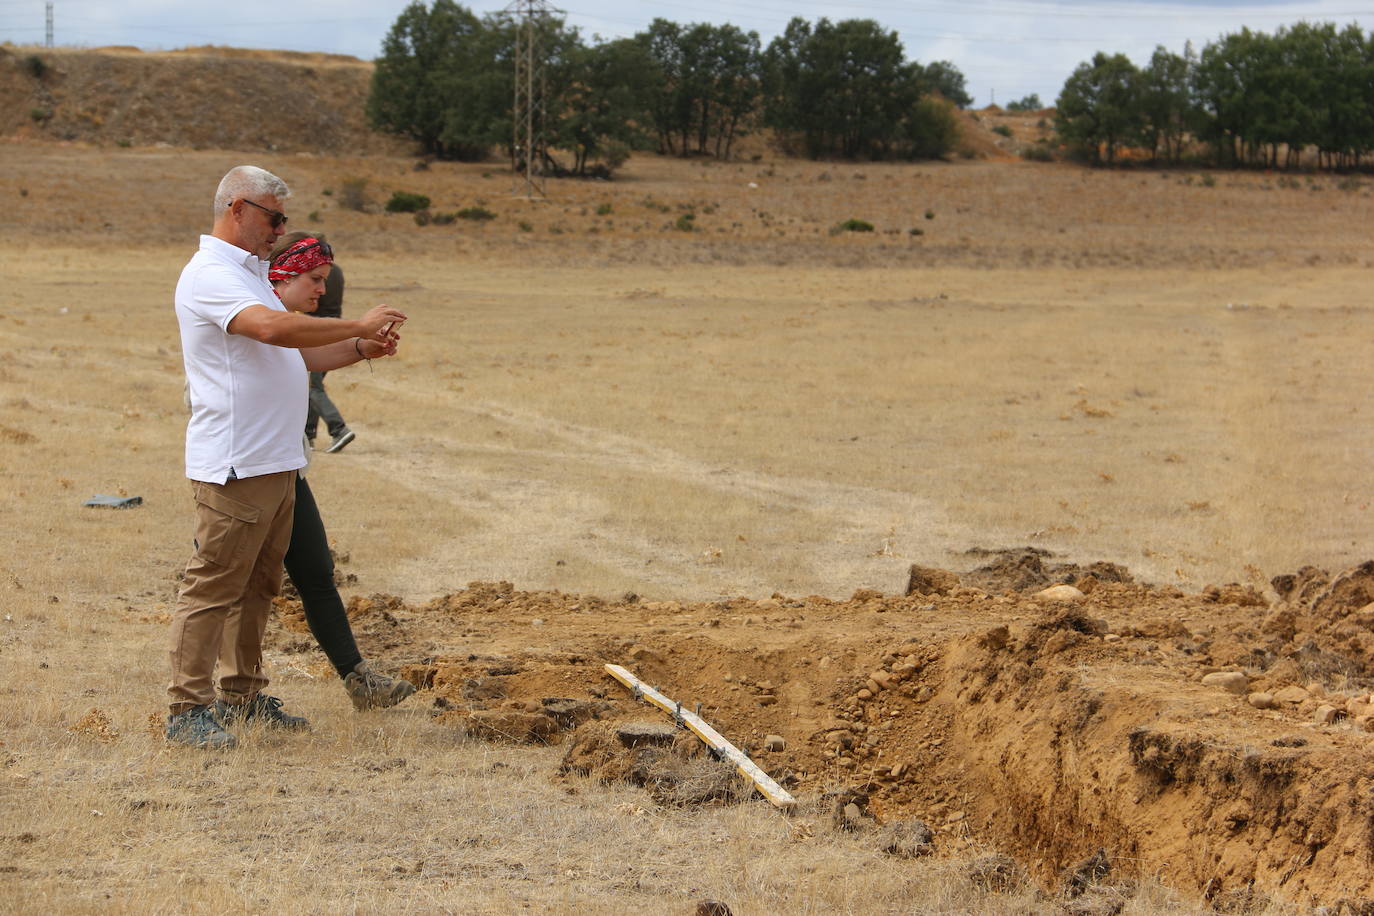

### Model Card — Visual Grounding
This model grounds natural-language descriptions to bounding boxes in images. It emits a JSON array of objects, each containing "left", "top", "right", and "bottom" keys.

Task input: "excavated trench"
[{"left": 269, "top": 553, "right": 1374, "bottom": 911}]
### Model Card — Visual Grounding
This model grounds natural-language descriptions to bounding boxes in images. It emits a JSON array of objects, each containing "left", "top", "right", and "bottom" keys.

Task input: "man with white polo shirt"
[{"left": 167, "top": 165, "right": 406, "bottom": 749}]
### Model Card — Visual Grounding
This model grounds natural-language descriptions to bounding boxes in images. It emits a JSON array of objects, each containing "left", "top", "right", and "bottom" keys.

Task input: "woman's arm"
[{"left": 301, "top": 334, "right": 399, "bottom": 372}]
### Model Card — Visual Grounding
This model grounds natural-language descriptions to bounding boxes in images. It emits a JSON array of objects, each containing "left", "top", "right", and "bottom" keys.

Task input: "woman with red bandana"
[{"left": 267, "top": 233, "right": 416, "bottom": 710}]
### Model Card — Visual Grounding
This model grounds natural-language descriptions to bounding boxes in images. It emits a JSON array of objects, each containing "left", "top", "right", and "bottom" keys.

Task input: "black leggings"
[{"left": 283, "top": 476, "right": 363, "bottom": 679}]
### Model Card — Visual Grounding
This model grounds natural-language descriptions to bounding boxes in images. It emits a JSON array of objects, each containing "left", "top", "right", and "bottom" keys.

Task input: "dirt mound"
[
  {"left": 0, "top": 44, "right": 406, "bottom": 153},
  {"left": 560, "top": 721, "right": 751, "bottom": 806},
  {"left": 907, "top": 548, "right": 1133, "bottom": 596},
  {"left": 263, "top": 567, "right": 1374, "bottom": 906}
]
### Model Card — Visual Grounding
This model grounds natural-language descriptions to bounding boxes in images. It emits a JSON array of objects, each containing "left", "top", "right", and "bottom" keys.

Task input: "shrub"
[
  {"left": 386, "top": 191, "right": 431, "bottom": 213},
  {"left": 431, "top": 211, "right": 458, "bottom": 225},
  {"left": 924, "top": 209, "right": 936, "bottom": 220},
  {"left": 674, "top": 212, "right": 696, "bottom": 232},
  {"left": 338, "top": 178, "right": 369, "bottom": 212},
  {"left": 834, "top": 218, "right": 874, "bottom": 233},
  {"left": 457, "top": 206, "right": 496, "bottom": 221},
  {"left": 596, "top": 203, "right": 613, "bottom": 216},
  {"left": 517, "top": 220, "right": 533, "bottom": 232},
  {"left": 909, "top": 227, "right": 925, "bottom": 236},
  {"left": 115, "top": 138, "right": 132, "bottom": 148},
  {"left": 1021, "top": 145, "right": 1053, "bottom": 162},
  {"left": 992, "top": 125, "right": 1013, "bottom": 138},
  {"left": 413, "top": 210, "right": 432, "bottom": 226},
  {"left": 24, "top": 56, "right": 48, "bottom": 79},
  {"left": 307, "top": 210, "right": 321, "bottom": 222},
  {"left": 29, "top": 107, "right": 52, "bottom": 123},
  {"left": 1200, "top": 174, "right": 1216, "bottom": 188}
]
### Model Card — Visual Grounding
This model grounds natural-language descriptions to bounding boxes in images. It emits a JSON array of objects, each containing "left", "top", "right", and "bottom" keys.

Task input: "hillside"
[
  {"left": 0, "top": 44, "right": 408, "bottom": 154},
  {"left": 1, "top": 44, "right": 1035, "bottom": 162}
]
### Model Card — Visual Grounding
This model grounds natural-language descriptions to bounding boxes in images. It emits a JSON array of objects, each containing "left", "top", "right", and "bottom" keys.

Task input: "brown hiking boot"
[{"left": 344, "top": 661, "right": 417, "bottom": 711}]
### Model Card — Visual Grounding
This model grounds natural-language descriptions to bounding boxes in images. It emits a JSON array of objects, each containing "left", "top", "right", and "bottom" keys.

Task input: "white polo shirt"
[{"left": 175, "top": 234, "right": 308, "bottom": 484}]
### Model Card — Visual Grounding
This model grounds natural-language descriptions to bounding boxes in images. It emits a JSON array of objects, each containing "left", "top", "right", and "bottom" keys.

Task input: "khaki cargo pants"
[{"left": 167, "top": 470, "right": 296, "bottom": 712}]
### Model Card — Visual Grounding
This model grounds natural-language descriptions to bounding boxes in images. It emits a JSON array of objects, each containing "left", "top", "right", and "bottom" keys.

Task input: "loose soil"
[{"left": 266, "top": 554, "right": 1374, "bottom": 908}]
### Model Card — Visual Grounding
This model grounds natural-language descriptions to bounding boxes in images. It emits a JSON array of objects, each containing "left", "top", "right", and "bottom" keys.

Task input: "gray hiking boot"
[
  {"left": 344, "top": 661, "right": 417, "bottom": 711},
  {"left": 166, "top": 705, "right": 237, "bottom": 749},
  {"left": 215, "top": 694, "right": 310, "bottom": 730}
]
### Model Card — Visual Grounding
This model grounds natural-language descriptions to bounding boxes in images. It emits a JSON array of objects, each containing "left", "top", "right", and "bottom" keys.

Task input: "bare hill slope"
[{"left": 0, "top": 44, "right": 407, "bottom": 153}]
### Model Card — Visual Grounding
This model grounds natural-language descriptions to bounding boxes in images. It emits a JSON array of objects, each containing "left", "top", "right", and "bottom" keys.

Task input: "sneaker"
[
  {"left": 166, "top": 705, "right": 237, "bottom": 749},
  {"left": 215, "top": 694, "right": 310, "bottom": 730},
  {"left": 344, "top": 661, "right": 417, "bottom": 711},
  {"left": 324, "top": 429, "right": 355, "bottom": 454}
]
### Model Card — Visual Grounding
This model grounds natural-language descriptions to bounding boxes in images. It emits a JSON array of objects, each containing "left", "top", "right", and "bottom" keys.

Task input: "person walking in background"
[
  {"left": 307, "top": 262, "right": 355, "bottom": 453},
  {"left": 269, "top": 232, "right": 416, "bottom": 710},
  {"left": 167, "top": 165, "right": 406, "bottom": 750}
]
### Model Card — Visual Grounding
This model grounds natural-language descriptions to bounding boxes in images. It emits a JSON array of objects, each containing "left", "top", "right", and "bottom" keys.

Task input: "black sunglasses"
[
  {"left": 290, "top": 238, "right": 333, "bottom": 260},
  {"left": 236, "top": 198, "right": 288, "bottom": 229}
]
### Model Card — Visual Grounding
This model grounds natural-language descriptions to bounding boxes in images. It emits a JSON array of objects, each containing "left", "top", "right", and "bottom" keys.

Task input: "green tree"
[
  {"left": 636, "top": 20, "right": 762, "bottom": 158},
  {"left": 763, "top": 17, "right": 917, "bottom": 159},
  {"left": 918, "top": 60, "right": 973, "bottom": 108},
  {"left": 553, "top": 38, "right": 657, "bottom": 175},
  {"left": 1137, "top": 46, "right": 1192, "bottom": 163},
  {"left": 367, "top": 0, "right": 493, "bottom": 160},
  {"left": 1055, "top": 52, "right": 1140, "bottom": 165},
  {"left": 1006, "top": 93, "right": 1043, "bottom": 112}
]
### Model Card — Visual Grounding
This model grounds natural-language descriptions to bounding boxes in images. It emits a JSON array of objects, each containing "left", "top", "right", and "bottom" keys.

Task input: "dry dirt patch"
[{"left": 260, "top": 556, "right": 1374, "bottom": 907}]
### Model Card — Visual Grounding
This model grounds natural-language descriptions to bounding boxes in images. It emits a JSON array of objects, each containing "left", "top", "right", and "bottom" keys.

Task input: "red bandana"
[{"left": 268, "top": 238, "right": 333, "bottom": 282}]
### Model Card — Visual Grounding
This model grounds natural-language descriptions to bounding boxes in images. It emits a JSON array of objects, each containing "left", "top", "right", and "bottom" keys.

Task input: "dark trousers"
[
  {"left": 283, "top": 476, "right": 362, "bottom": 678},
  {"left": 306, "top": 371, "right": 347, "bottom": 441}
]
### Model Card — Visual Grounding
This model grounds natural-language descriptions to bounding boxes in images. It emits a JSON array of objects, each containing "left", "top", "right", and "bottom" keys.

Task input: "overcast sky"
[{"left": 1, "top": 0, "right": 1367, "bottom": 106}]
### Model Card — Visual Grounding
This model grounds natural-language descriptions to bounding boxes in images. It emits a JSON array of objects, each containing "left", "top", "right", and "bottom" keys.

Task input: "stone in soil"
[
  {"left": 876, "top": 818, "right": 934, "bottom": 859},
  {"left": 1200, "top": 671, "right": 1249, "bottom": 695},
  {"left": 964, "top": 853, "right": 1024, "bottom": 893}
]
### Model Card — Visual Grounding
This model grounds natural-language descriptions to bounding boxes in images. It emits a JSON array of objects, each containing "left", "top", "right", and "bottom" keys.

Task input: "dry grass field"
[{"left": 2, "top": 101, "right": 1374, "bottom": 915}]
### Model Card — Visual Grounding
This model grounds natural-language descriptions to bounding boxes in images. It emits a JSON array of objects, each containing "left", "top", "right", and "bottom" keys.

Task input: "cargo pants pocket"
[{"left": 191, "top": 483, "right": 261, "bottom": 568}]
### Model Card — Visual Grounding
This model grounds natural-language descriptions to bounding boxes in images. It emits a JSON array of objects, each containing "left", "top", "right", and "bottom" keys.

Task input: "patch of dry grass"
[{"left": 0, "top": 143, "right": 1368, "bottom": 912}]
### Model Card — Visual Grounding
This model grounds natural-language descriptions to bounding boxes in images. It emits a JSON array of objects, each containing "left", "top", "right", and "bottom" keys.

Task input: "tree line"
[
  {"left": 1057, "top": 22, "right": 1374, "bottom": 169},
  {"left": 367, "top": 0, "right": 972, "bottom": 175}
]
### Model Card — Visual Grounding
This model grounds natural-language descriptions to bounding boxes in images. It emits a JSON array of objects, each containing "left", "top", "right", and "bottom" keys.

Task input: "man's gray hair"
[{"left": 213, "top": 165, "right": 290, "bottom": 219}]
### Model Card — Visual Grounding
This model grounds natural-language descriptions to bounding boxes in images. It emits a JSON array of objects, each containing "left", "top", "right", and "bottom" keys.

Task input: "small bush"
[
  {"left": 674, "top": 212, "right": 696, "bottom": 232},
  {"left": 307, "top": 210, "right": 321, "bottom": 222},
  {"left": 992, "top": 125, "right": 1013, "bottom": 138},
  {"left": 115, "top": 138, "right": 132, "bottom": 148},
  {"left": 413, "top": 210, "right": 432, "bottom": 227},
  {"left": 431, "top": 211, "right": 458, "bottom": 226},
  {"left": 909, "top": 227, "right": 924, "bottom": 236},
  {"left": 834, "top": 218, "right": 874, "bottom": 233},
  {"left": 1021, "top": 146, "right": 1053, "bottom": 162},
  {"left": 924, "top": 210, "right": 936, "bottom": 220},
  {"left": 386, "top": 191, "right": 431, "bottom": 213},
  {"left": 517, "top": 220, "right": 533, "bottom": 232},
  {"left": 29, "top": 107, "right": 52, "bottom": 123},
  {"left": 641, "top": 198, "right": 670, "bottom": 213},
  {"left": 24, "top": 56, "right": 48, "bottom": 79},
  {"left": 322, "top": 188, "right": 333, "bottom": 197},
  {"left": 338, "top": 178, "right": 369, "bottom": 212},
  {"left": 1200, "top": 174, "right": 1216, "bottom": 188},
  {"left": 1338, "top": 175, "right": 1363, "bottom": 192},
  {"left": 457, "top": 206, "right": 496, "bottom": 221},
  {"left": 596, "top": 203, "right": 613, "bottom": 216}
]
